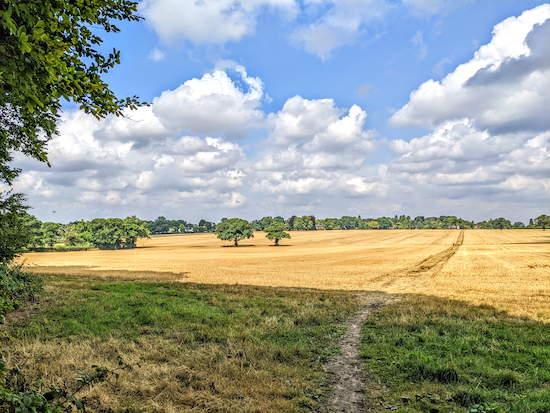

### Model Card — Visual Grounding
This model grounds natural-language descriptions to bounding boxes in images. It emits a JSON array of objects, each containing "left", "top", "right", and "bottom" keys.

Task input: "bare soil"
[{"left": 320, "top": 292, "right": 389, "bottom": 412}]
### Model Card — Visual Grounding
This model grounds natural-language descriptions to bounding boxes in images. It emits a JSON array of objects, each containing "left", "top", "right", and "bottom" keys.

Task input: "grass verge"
[
  {"left": 360, "top": 295, "right": 550, "bottom": 413},
  {"left": 2, "top": 276, "right": 357, "bottom": 412}
]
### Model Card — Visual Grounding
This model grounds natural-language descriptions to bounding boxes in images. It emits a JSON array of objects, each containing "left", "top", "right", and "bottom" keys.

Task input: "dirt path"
[
  {"left": 321, "top": 231, "right": 464, "bottom": 412},
  {"left": 320, "top": 292, "right": 389, "bottom": 412}
]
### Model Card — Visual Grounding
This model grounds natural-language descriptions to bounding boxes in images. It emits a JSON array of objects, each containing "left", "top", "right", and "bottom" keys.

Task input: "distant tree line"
[
  {"left": 4, "top": 212, "right": 548, "bottom": 258},
  {"left": 125, "top": 214, "right": 550, "bottom": 236},
  {"left": 245, "top": 214, "right": 549, "bottom": 231},
  {"left": 21, "top": 216, "right": 149, "bottom": 251},
  {"left": 145, "top": 216, "right": 216, "bottom": 234}
]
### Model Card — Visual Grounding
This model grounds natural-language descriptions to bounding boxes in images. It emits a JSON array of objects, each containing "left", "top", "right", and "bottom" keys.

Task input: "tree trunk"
[
  {"left": 234, "top": 239, "right": 238, "bottom": 247},
  {"left": 275, "top": 239, "right": 279, "bottom": 246}
]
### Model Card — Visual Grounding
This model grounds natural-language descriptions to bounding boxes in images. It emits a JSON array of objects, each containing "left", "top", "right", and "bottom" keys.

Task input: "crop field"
[{"left": 20, "top": 229, "right": 550, "bottom": 320}]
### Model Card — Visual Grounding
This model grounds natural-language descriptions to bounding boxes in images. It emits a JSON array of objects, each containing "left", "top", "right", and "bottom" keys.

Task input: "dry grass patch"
[{"left": 2, "top": 278, "right": 359, "bottom": 412}]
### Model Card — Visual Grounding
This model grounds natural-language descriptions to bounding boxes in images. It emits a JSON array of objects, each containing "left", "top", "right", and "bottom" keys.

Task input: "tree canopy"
[
  {"left": 0, "top": 0, "right": 144, "bottom": 181},
  {"left": 78, "top": 216, "right": 149, "bottom": 250},
  {"left": 264, "top": 222, "right": 291, "bottom": 246},
  {"left": 215, "top": 218, "right": 254, "bottom": 247},
  {"left": 0, "top": 193, "right": 31, "bottom": 262}
]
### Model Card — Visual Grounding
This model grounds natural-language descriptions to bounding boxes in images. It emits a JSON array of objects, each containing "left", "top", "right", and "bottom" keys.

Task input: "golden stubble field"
[{"left": 20, "top": 229, "right": 550, "bottom": 320}]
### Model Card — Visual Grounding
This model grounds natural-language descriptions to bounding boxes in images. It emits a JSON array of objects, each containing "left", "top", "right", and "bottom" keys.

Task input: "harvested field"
[
  {"left": 21, "top": 230, "right": 458, "bottom": 287},
  {"left": 20, "top": 229, "right": 550, "bottom": 319}
]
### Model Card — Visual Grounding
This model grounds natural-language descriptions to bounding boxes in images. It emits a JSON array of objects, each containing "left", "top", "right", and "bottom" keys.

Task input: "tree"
[
  {"left": 490, "top": 217, "right": 512, "bottom": 230},
  {"left": 23, "top": 214, "right": 42, "bottom": 247},
  {"left": 287, "top": 215, "right": 297, "bottom": 230},
  {"left": 340, "top": 216, "right": 358, "bottom": 230},
  {"left": 264, "top": 222, "right": 291, "bottom": 246},
  {"left": 121, "top": 216, "right": 150, "bottom": 248},
  {"left": 0, "top": 0, "right": 144, "bottom": 177},
  {"left": 377, "top": 217, "right": 393, "bottom": 229},
  {"left": 60, "top": 223, "right": 83, "bottom": 246},
  {"left": 0, "top": 193, "right": 31, "bottom": 262},
  {"left": 41, "top": 221, "right": 62, "bottom": 247},
  {"left": 260, "top": 216, "right": 273, "bottom": 230},
  {"left": 534, "top": 214, "right": 549, "bottom": 230},
  {"left": 215, "top": 218, "right": 253, "bottom": 247}
]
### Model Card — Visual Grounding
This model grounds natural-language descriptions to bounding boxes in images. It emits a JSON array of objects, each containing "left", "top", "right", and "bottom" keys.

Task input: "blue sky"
[{"left": 9, "top": 0, "right": 550, "bottom": 224}]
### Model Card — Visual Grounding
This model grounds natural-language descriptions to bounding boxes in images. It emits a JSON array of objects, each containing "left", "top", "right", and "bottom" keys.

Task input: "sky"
[{"left": 8, "top": 0, "right": 550, "bottom": 224}]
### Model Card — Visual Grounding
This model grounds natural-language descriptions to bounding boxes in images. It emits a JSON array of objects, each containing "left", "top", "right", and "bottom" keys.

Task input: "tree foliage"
[
  {"left": 0, "top": 0, "right": 145, "bottom": 181},
  {"left": 264, "top": 222, "right": 291, "bottom": 246},
  {"left": 215, "top": 218, "right": 254, "bottom": 247},
  {"left": 79, "top": 217, "right": 149, "bottom": 250},
  {"left": 0, "top": 193, "right": 31, "bottom": 263}
]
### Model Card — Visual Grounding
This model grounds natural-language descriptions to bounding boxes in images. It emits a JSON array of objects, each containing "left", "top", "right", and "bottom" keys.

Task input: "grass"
[
  {"left": 360, "top": 295, "right": 550, "bottom": 413},
  {"left": 3, "top": 276, "right": 358, "bottom": 412}
]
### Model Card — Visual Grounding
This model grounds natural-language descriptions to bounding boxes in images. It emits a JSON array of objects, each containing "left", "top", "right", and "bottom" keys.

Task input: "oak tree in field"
[
  {"left": 215, "top": 218, "right": 254, "bottom": 247},
  {"left": 264, "top": 222, "right": 291, "bottom": 246}
]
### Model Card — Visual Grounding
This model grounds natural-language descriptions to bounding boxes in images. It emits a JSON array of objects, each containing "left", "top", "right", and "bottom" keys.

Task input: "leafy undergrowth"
[
  {"left": 0, "top": 262, "right": 42, "bottom": 319},
  {"left": 360, "top": 295, "right": 550, "bottom": 413},
  {"left": 2, "top": 277, "right": 358, "bottom": 412}
]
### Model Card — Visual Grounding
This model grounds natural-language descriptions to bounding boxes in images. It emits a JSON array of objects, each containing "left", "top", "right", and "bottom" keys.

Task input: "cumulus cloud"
[
  {"left": 266, "top": 96, "right": 343, "bottom": 146},
  {"left": 140, "top": 0, "right": 297, "bottom": 44},
  {"left": 10, "top": 65, "right": 261, "bottom": 221},
  {"left": 259, "top": 98, "right": 376, "bottom": 171},
  {"left": 390, "top": 5, "right": 550, "bottom": 134},
  {"left": 382, "top": 4, "right": 550, "bottom": 220},
  {"left": 153, "top": 64, "right": 264, "bottom": 136}
]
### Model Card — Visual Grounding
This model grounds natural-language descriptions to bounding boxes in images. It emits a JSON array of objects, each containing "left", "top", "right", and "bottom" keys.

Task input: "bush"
[{"left": 0, "top": 262, "right": 42, "bottom": 319}]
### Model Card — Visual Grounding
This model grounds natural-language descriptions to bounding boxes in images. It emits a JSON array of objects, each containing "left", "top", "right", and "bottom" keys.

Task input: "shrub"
[{"left": 0, "top": 262, "right": 42, "bottom": 319}]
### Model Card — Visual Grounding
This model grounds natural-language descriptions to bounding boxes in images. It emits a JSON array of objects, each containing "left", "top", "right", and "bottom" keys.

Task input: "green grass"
[
  {"left": 4, "top": 277, "right": 358, "bottom": 412},
  {"left": 360, "top": 296, "right": 550, "bottom": 413}
]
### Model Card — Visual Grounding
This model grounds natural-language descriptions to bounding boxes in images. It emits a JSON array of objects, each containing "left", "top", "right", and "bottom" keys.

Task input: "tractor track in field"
[
  {"left": 377, "top": 230, "right": 464, "bottom": 288},
  {"left": 321, "top": 231, "right": 464, "bottom": 412}
]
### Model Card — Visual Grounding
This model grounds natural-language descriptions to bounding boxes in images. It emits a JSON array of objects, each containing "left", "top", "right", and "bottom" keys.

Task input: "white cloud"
[
  {"left": 303, "top": 104, "right": 374, "bottom": 153},
  {"left": 153, "top": 65, "right": 264, "bottom": 136},
  {"left": 267, "top": 96, "right": 343, "bottom": 146},
  {"left": 390, "top": 5, "right": 550, "bottom": 133},
  {"left": 140, "top": 0, "right": 297, "bottom": 44},
  {"left": 355, "top": 83, "right": 373, "bottom": 96},
  {"left": 148, "top": 47, "right": 166, "bottom": 61},
  {"left": 402, "top": 0, "right": 472, "bottom": 15},
  {"left": 291, "top": 0, "right": 390, "bottom": 59},
  {"left": 411, "top": 30, "right": 428, "bottom": 60}
]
